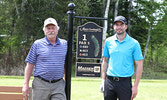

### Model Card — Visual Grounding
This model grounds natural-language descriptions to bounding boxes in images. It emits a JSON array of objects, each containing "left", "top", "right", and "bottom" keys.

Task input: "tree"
[
  {"left": 0, "top": 0, "right": 167, "bottom": 77},
  {"left": 0, "top": 0, "right": 69, "bottom": 75}
]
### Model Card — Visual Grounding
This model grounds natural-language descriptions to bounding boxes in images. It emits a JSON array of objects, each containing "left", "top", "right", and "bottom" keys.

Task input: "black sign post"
[
  {"left": 77, "top": 22, "right": 103, "bottom": 59},
  {"left": 65, "top": 3, "right": 75, "bottom": 100}
]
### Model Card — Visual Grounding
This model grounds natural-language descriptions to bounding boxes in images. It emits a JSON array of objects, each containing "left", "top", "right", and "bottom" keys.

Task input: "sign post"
[{"left": 65, "top": 3, "right": 75, "bottom": 100}]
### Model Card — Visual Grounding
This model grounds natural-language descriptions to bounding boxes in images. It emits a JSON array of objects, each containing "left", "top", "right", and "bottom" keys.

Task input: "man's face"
[
  {"left": 44, "top": 24, "right": 58, "bottom": 39},
  {"left": 113, "top": 21, "right": 128, "bottom": 35}
]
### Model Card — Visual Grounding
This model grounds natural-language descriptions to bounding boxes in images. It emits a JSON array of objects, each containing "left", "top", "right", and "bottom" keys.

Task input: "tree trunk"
[
  {"left": 102, "top": 0, "right": 111, "bottom": 63},
  {"left": 143, "top": 24, "right": 152, "bottom": 62},
  {"left": 14, "top": 0, "right": 20, "bottom": 18},
  {"left": 103, "top": 0, "right": 111, "bottom": 40},
  {"left": 114, "top": 0, "right": 119, "bottom": 18},
  {"left": 128, "top": 0, "right": 132, "bottom": 35},
  {"left": 103, "top": 0, "right": 106, "bottom": 15}
]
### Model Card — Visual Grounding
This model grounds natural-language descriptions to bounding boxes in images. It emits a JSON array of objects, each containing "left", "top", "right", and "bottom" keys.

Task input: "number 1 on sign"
[{"left": 83, "top": 34, "right": 87, "bottom": 41}]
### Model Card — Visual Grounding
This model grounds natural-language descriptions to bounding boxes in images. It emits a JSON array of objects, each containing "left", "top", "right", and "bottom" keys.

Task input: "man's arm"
[
  {"left": 64, "top": 63, "right": 66, "bottom": 80},
  {"left": 131, "top": 60, "right": 143, "bottom": 100},
  {"left": 102, "top": 57, "right": 109, "bottom": 80},
  {"left": 22, "top": 62, "right": 34, "bottom": 97},
  {"left": 99, "top": 57, "right": 109, "bottom": 92}
]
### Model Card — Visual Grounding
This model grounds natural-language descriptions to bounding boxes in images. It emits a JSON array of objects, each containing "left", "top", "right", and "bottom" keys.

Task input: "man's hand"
[
  {"left": 22, "top": 84, "right": 30, "bottom": 97},
  {"left": 131, "top": 86, "right": 138, "bottom": 100},
  {"left": 99, "top": 80, "right": 105, "bottom": 93}
]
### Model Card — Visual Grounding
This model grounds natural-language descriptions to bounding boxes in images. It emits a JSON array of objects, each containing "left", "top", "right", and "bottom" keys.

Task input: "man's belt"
[
  {"left": 35, "top": 76, "right": 62, "bottom": 83},
  {"left": 107, "top": 75, "right": 131, "bottom": 81}
]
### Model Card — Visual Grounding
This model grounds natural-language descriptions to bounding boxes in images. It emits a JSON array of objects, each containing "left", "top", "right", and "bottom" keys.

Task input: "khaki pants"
[{"left": 32, "top": 77, "right": 66, "bottom": 100}]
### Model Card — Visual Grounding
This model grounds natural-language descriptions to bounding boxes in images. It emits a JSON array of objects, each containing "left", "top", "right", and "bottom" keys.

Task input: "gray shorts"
[{"left": 32, "top": 77, "right": 66, "bottom": 100}]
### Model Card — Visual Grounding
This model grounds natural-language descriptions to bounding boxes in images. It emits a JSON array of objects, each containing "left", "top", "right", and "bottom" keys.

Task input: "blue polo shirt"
[
  {"left": 25, "top": 37, "right": 67, "bottom": 80},
  {"left": 103, "top": 34, "right": 143, "bottom": 77}
]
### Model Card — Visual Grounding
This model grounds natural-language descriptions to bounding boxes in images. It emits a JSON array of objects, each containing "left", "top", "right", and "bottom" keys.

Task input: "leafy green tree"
[
  {"left": 0, "top": 0, "right": 167, "bottom": 77},
  {"left": 0, "top": 0, "right": 69, "bottom": 75}
]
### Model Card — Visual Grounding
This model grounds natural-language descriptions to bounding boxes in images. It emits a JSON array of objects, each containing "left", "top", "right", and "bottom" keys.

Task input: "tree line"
[{"left": 0, "top": 0, "right": 167, "bottom": 78}]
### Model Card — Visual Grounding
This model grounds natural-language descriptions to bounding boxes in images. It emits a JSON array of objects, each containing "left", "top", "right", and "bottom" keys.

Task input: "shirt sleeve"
[
  {"left": 25, "top": 42, "right": 37, "bottom": 64},
  {"left": 103, "top": 40, "right": 110, "bottom": 58},
  {"left": 133, "top": 41, "right": 143, "bottom": 61}
]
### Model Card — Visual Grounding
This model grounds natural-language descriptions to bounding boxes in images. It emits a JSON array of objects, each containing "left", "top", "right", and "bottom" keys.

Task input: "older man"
[{"left": 22, "top": 18, "right": 67, "bottom": 100}]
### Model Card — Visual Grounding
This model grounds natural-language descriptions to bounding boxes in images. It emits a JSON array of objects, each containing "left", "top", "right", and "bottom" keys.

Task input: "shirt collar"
[
  {"left": 114, "top": 33, "right": 129, "bottom": 42},
  {"left": 45, "top": 36, "right": 60, "bottom": 45}
]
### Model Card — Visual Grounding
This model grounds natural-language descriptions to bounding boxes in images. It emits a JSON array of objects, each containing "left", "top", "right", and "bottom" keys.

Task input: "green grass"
[
  {"left": 135, "top": 79, "right": 167, "bottom": 100},
  {"left": 71, "top": 78, "right": 103, "bottom": 100},
  {"left": 0, "top": 76, "right": 167, "bottom": 100}
]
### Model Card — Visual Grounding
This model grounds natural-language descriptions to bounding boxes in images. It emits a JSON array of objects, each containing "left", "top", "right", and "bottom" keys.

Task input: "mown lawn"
[{"left": 0, "top": 76, "right": 167, "bottom": 100}]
